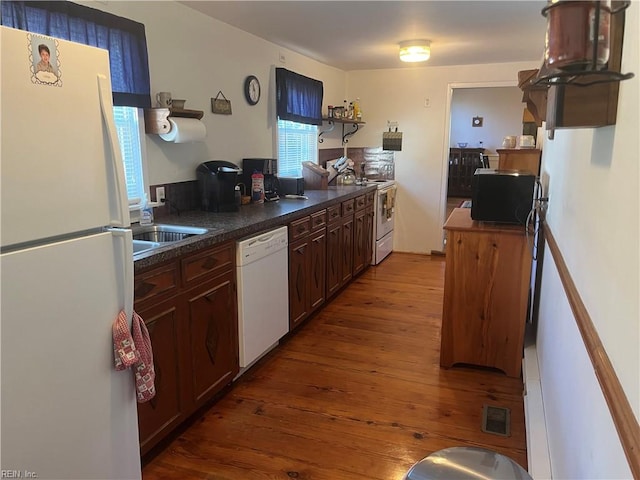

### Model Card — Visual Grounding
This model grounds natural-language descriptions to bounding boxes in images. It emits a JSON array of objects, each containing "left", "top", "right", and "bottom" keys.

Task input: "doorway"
[{"left": 439, "top": 82, "right": 524, "bottom": 249}]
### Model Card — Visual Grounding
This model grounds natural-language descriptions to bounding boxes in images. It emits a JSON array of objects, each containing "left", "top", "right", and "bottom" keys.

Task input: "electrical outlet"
[
  {"left": 155, "top": 186, "right": 165, "bottom": 203},
  {"left": 424, "top": 98, "right": 431, "bottom": 108}
]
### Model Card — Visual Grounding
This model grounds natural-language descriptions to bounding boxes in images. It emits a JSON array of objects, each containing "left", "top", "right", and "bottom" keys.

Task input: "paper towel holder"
[{"left": 144, "top": 107, "right": 204, "bottom": 134}]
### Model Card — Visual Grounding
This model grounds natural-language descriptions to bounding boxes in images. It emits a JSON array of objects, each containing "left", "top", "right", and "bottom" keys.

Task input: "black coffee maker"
[
  {"left": 196, "top": 160, "right": 241, "bottom": 212},
  {"left": 242, "top": 158, "right": 280, "bottom": 201}
]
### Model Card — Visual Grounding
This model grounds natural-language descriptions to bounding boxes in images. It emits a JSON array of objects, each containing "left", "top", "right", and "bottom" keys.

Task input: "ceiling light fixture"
[{"left": 399, "top": 40, "right": 431, "bottom": 63}]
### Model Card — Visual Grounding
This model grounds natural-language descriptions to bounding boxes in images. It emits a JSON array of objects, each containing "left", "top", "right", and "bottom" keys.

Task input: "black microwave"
[{"left": 471, "top": 169, "right": 536, "bottom": 225}]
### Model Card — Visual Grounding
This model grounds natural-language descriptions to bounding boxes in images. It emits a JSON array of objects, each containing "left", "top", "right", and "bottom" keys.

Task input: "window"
[
  {"left": 113, "top": 106, "right": 146, "bottom": 207},
  {"left": 277, "top": 119, "right": 318, "bottom": 177},
  {"left": 275, "top": 68, "right": 323, "bottom": 177}
]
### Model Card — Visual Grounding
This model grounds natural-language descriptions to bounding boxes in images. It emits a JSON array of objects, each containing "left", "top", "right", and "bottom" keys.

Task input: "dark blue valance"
[
  {"left": 276, "top": 68, "right": 323, "bottom": 126},
  {"left": 1, "top": 1, "right": 151, "bottom": 108}
]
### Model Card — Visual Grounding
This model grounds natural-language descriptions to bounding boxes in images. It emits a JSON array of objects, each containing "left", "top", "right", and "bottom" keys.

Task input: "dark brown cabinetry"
[
  {"left": 186, "top": 271, "right": 238, "bottom": 408},
  {"left": 447, "top": 148, "right": 485, "bottom": 197},
  {"left": 353, "top": 192, "right": 374, "bottom": 275},
  {"left": 326, "top": 200, "right": 355, "bottom": 299},
  {"left": 326, "top": 205, "right": 342, "bottom": 299},
  {"left": 135, "top": 298, "right": 185, "bottom": 456},
  {"left": 135, "top": 241, "right": 238, "bottom": 455},
  {"left": 288, "top": 210, "right": 327, "bottom": 331}
]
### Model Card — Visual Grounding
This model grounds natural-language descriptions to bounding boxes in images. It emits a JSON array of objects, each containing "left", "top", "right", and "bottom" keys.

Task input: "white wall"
[
  {"left": 346, "top": 62, "right": 537, "bottom": 254},
  {"left": 81, "top": 1, "right": 346, "bottom": 186},
  {"left": 536, "top": 3, "right": 639, "bottom": 478},
  {"left": 450, "top": 86, "right": 524, "bottom": 153}
]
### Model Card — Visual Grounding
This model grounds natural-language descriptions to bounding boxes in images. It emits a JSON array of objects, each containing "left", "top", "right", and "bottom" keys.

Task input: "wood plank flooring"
[{"left": 142, "top": 253, "right": 527, "bottom": 480}]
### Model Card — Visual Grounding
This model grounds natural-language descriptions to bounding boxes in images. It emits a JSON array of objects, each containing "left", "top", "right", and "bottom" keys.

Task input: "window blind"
[
  {"left": 277, "top": 119, "right": 318, "bottom": 177},
  {"left": 113, "top": 106, "right": 145, "bottom": 205}
]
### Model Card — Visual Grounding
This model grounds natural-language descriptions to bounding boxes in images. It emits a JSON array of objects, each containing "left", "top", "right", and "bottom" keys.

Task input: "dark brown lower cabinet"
[
  {"left": 135, "top": 242, "right": 238, "bottom": 456},
  {"left": 341, "top": 215, "right": 354, "bottom": 285},
  {"left": 326, "top": 219, "right": 342, "bottom": 298},
  {"left": 288, "top": 236, "right": 310, "bottom": 330},
  {"left": 136, "top": 301, "right": 186, "bottom": 455},
  {"left": 187, "top": 271, "right": 238, "bottom": 408},
  {"left": 288, "top": 210, "right": 327, "bottom": 331}
]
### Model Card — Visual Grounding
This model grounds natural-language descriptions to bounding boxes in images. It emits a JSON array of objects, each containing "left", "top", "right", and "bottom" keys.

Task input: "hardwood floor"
[{"left": 142, "top": 253, "right": 527, "bottom": 480}]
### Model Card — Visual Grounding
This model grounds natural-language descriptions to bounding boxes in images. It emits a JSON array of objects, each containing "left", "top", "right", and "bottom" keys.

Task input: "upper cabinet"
[{"left": 518, "top": 1, "right": 634, "bottom": 137}]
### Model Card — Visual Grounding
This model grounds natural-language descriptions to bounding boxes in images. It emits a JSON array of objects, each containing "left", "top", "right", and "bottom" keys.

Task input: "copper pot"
[{"left": 544, "top": 0, "right": 611, "bottom": 71}]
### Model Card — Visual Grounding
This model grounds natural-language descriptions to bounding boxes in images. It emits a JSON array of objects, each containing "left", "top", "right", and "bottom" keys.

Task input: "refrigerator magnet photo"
[{"left": 28, "top": 33, "right": 61, "bottom": 87}]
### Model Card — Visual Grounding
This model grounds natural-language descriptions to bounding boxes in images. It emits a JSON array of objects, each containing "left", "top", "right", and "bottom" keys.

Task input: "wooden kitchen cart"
[{"left": 440, "top": 208, "right": 532, "bottom": 378}]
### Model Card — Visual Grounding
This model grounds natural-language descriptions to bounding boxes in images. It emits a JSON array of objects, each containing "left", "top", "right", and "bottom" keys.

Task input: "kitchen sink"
[
  {"left": 133, "top": 239, "right": 161, "bottom": 255},
  {"left": 131, "top": 224, "right": 209, "bottom": 243}
]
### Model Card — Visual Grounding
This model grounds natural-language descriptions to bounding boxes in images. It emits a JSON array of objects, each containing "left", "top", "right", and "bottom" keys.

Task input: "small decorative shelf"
[
  {"left": 144, "top": 107, "right": 204, "bottom": 134},
  {"left": 318, "top": 117, "right": 365, "bottom": 145}
]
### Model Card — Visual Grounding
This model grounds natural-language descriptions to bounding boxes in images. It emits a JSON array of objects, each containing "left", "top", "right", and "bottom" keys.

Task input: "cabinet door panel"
[
  {"left": 187, "top": 273, "right": 238, "bottom": 406},
  {"left": 353, "top": 210, "right": 366, "bottom": 276},
  {"left": 326, "top": 222, "right": 342, "bottom": 298},
  {"left": 309, "top": 229, "right": 326, "bottom": 312},
  {"left": 364, "top": 207, "right": 374, "bottom": 268},
  {"left": 289, "top": 237, "right": 310, "bottom": 330},
  {"left": 341, "top": 217, "right": 354, "bottom": 286},
  {"left": 136, "top": 302, "right": 185, "bottom": 455}
]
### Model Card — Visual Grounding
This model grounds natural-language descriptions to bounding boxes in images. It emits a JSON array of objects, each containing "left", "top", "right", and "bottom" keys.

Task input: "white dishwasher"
[{"left": 236, "top": 226, "right": 289, "bottom": 372}]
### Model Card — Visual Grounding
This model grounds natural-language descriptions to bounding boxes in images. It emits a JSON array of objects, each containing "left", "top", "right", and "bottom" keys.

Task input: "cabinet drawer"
[
  {"left": 181, "top": 242, "right": 234, "bottom": 288},
  {"left": 365, "top": 191, "right": 375, "bottom": 206},
  {"left": 134, "top": 262, "right": 179, "bottom": 306},
  {"left": 342, "top": 199, "right": 355, "bottom": 217},
  {"left": 289, "top": 216, "right": 311, "bottom": 241},
  {"left": 354, "top": 195, "right": 366, "bottom": 211},
  {"left": 327, "top": 204, "right": 341, "bottom": 224},
  {"left": 310, "top": 209, "right": 327, "bottom": 232}
]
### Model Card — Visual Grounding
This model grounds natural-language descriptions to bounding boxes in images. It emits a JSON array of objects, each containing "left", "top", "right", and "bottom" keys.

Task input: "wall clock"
[{"left": 244, "top": 75, "right": 261, "bottom": 105}]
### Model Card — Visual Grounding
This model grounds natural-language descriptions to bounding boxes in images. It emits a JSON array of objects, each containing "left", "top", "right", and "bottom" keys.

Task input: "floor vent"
[{"left": 482, "top": 405, "right": 511, "bottom": 437}]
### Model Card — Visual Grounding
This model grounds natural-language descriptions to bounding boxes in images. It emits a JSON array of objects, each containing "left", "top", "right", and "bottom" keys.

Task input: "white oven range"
[{"left": 366, "top": 179, "right": 396, "bottom": 265}]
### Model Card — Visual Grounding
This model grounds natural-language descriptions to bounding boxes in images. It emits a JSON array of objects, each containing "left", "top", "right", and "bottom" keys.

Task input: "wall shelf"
[
  {"left": 144, "top": 107, "right": 204, "bottom": 134},
  {"left": 318, "top": 117, "right": 365, "bottom": 145},
  {"left": 519, "top": 0, "right": 634, "bottom": 138}
]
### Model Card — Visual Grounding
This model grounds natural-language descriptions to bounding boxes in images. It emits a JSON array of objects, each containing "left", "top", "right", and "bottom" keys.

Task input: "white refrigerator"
[{"left": 0, "top": 26, "right": 141, "bottom": 479}]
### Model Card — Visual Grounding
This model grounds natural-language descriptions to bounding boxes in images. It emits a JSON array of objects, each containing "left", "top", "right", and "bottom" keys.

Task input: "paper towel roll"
[{"left": 159, "top": 118, "right": 206, "bottom": 143}]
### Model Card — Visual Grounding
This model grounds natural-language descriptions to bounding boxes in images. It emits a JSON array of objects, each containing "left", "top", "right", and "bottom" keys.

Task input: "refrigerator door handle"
[
  {"left": 108, "top": 228, "right": 134, "bottom": 320},
  {"left": 97, "top": 74, "right": 130, "bottom": 228}
]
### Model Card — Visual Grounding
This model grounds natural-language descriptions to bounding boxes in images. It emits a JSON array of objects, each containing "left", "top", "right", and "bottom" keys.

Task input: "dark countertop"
[{"left": 133, "top": 185, "right": 376, "bottom": 272}]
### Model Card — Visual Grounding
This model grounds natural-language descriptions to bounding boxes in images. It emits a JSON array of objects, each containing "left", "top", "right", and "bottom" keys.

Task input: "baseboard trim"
[{"left": 523, "top": 343, "right": 552, "bottom": 479}]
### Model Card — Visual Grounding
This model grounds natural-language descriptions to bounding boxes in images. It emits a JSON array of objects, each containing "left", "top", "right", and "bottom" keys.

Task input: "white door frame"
[{"left": 438, "top": 80, "right": 518, "bottom": 248}]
